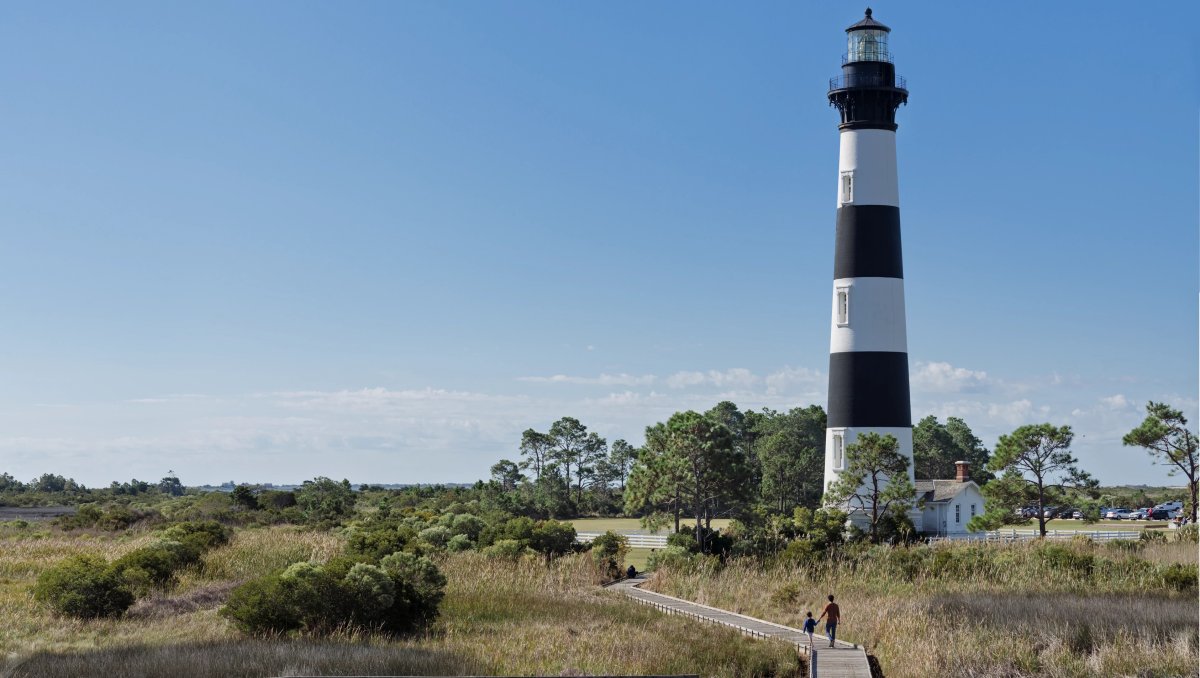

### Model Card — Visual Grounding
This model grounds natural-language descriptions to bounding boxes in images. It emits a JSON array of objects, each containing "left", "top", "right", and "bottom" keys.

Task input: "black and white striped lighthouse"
[{"left": 823, "top": 9, "right": 914, "bottom": 503}]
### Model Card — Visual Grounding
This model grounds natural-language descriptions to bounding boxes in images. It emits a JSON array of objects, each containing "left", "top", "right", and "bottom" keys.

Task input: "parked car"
[
  {"left": 1105, "top": 508, "right": 1133, "bottom": 520},
  {"left": 1148, "top": 509, "right": 1171, "bottom": 520},
  {"left": 1070, "top": 509, "right": 1084, "bottom": 519},
  {"left": 1042, "top": 506, "right": 1059, "bottom": 519}
]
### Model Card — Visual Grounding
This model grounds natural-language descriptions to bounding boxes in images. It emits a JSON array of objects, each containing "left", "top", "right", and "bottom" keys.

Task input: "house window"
[
  {"left": 840, "top": 171, "right": 854, "bottom": 204},
  {"left": 831, "top": 431, "right": 845, "bottom": 470},
  {"left": 836, "top": 287, "right": 850, "bottom": 326},
  {"left": 971, "top": 504, "right": 976, "bottom": 518},
  {"left": 955, "top": 504, "right": 961, "bottom": 524}
]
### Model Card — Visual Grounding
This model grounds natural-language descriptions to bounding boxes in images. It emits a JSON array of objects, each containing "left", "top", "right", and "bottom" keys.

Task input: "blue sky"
[{"left": 0, "top": 2, "right": 1195, "bottom": 487}]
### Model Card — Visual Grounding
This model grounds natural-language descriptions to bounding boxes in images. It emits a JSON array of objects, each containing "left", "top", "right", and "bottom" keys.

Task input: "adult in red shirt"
[{"left": 816, "top": 594, "right": 841, "bottom": 647}]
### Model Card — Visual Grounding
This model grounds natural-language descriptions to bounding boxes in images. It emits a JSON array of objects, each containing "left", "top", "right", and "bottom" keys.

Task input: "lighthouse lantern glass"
[{"left": 847, "top": 29, "right": 888, "bottom": 62}]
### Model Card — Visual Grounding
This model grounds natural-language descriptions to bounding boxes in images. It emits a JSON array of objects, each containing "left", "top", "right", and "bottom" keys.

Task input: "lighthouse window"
[
  {"left": 836, "top": 287, "right": 850, "bottom": 326},
  {"left": 831, "top": 431, "right": 845, "bottom": 469},
  {"left": 840, "top": 171, "right": 854, "bottom": 204}
]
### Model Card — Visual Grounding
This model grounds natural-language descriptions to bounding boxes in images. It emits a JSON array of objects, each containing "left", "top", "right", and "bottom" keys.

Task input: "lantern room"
[{"left": 845, "top": 8, "right": 891, "bottom": 63}]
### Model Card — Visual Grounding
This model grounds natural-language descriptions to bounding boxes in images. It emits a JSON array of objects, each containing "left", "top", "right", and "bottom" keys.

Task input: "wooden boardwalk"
[{"left": 608, "top": 577, "right": 872, "bottom": 678}]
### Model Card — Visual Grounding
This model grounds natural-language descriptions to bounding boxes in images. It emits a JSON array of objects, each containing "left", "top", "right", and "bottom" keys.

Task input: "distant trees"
[
  {"left": 624, "top": 410, "right": 747, "bottom": 552},
  {"left": 976, "top": 423, "right": 1097, "bottom": 536},
  {"left": 913, "top": 416, "right": 993, "bottom": 484},
  {"left": 755, "top": 405, "right": 826, "bottom": 514},
  {"left": 295, "top": 477, "right": 356, "bottom": 525},
  {"left": 1123, "top": 402, "right": 1198, "bottom": 522},
  {"left": 824, "top": 432, "right": 916, "bottom": 543}
]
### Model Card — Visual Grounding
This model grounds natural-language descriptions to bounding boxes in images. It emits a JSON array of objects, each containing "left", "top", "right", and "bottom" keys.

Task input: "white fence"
[
  {"left": 580, "top": 529, "right": 1144, "bottom": 549},
  {"left": 576, "top": 532, "right": 668, "bottom": 548},
  {"left": 930, "top": 529, "right": 1143, "bottom": 543}
]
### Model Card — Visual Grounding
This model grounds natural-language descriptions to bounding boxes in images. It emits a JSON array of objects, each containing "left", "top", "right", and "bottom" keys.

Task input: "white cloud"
[
  {"left": 1100, "top": 394, "right": 1130, "bottom": 410},
  {"left": 986, "top": 399, "right": 1036, "bottom": 426},
  {"left": 912, "top": 361, "right": 992, "bottom": 394},
  {"left": 666, "top": 368, "right": 759, "bottom": 390},
  {"left": 516, "top": 373, "right": 656, "bottom": 386},
  {"left": 765, "top": 366, "right": 823, "bottom": 395}
]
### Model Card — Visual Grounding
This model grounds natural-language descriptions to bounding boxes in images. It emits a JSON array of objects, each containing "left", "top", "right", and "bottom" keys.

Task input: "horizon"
[{"left": 0, "top": 2, "right": 1196, "bottom": 488}]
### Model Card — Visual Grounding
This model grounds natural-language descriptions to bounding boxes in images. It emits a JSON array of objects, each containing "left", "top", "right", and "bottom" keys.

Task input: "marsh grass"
[
  {"left": 2, "top": 527, "right": 803, "bottom": 677},
  {"left": 646, "top": 539, "right": 1199, "bottom": 678}
]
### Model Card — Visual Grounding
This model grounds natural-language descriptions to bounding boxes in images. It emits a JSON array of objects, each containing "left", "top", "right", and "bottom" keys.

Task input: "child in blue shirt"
[{"left": 802, "top": 611, "right": 817, "bottom": 646}]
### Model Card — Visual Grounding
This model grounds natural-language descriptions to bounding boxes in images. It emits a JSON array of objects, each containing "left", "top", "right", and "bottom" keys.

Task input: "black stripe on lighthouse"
[
  {"left": 826, "top": 351, "right": 912, "bottom": 428},
  {"left": 833, "top": 206, "right": 903, "bottom": 279}
]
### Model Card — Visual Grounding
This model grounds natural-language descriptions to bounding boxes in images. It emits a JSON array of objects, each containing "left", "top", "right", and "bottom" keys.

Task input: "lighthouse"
[{"left": 823, "top": 9, "right": 915, "bottom": 507}]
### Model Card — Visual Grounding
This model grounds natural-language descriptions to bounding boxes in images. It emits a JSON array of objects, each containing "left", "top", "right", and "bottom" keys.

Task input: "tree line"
[{"left": 485, "top": 399, "right": 1197, "bottom": 543}]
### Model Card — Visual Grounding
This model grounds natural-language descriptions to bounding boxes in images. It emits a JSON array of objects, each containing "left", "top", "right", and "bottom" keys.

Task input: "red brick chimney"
[{"left": 955, "top": 461, "right": 969, "bottom": 483}]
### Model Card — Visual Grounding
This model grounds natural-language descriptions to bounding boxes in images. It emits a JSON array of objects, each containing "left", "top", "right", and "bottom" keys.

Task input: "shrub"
[
  {"left": 221, "top": 572, "right": 302, "bottom": 634},
  {"left": 1160, "top": 563, "right": 1198, "bottom": 592},
  {"left": 589, "top": 531, "right": 628, "bottom": 578},
  {"left": 221, "top": 552, "right": 446, "bottom": 636},
  {"left": 666, "top": 531, "right": 699, "bottom": 553},
  {"left": 450, "top": 514, "right": 486, "bottom": 541},
  {"left": 33, "top": 554, "right": 134, "bottom": 619},
  {"left": 379, "top": 551, "right": 446, "bottom": 632},
  {"left": 418, "top": 525, "right": 452, "bottom": 548},
  {"left": 483, "top": 539, "right": 531, "bottom": 560},
  {"left": 110, "top": 540, "right": 199, "bottom": 594},
  {"left": 343, "top": 563, "right": 396, "bottom": 620},
  {"left": 777, "top": 538, "right": 822, "bottom": 566},
  {"left": 161, "top": 520, "right": 230, "bottom": 552},
  {"left": 1140, "top": 529, "right": 1167, "bottom": 543},
  {"left": 446, "top": 534, "right": 474, "bottom": 552},
  {"left": 646, "top": 545, "right": 696, "bottom": 571},
  {"left": 346, "top": 522, "right": 412, "bottom": 560},
  {"left": 295, "top": 477, "right": 356, "bottom": 526}
]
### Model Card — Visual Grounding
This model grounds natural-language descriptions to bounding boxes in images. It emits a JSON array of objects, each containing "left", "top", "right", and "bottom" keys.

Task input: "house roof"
[{"left": 916, "top": 480, "right": 977, "bottom": 503}]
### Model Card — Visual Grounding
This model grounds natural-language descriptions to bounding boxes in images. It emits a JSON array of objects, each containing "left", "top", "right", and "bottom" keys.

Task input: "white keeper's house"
[{"left": 917, "top": 461, "right": 986, "bottom": 536}]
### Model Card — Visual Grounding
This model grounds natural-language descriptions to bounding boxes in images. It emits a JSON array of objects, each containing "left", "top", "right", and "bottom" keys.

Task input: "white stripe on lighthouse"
[
  {"left": 829, "top": 277, "right": 908, "bottom": 353},
  {"left": 836, "top": 128, "right": 899, "bottom": 208},
  {"left": 824, "top": 426, "right": 915, "bottom": 492}
]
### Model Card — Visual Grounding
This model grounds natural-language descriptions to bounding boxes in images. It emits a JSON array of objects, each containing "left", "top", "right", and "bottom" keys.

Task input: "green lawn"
[
  {"left": 626, "top": 547, "right": 652, "bottom": 571},
  {"left": 570, "top": 517, "right": 732, "bottom": 535}
]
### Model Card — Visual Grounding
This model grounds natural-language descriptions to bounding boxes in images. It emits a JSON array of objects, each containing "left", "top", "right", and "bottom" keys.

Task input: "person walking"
[
  {"left": 816, "top": 594, "right": 841, "bottom": 648},
  {"left": 802, "top": 611, "right": 817, "bottom": 647}
]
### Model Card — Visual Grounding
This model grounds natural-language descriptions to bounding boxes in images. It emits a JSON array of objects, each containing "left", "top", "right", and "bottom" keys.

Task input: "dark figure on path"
[
  {"left": 817, "top": 594, "right": 840, "bottom": 647},
  {"left": 626, "top": 564, "right": 637, "bottom": 579}
]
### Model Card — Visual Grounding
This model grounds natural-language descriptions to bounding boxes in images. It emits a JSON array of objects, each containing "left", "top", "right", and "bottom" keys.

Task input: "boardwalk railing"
[{"left": 576, "top": 532, "right": 668, "bottom": 548}]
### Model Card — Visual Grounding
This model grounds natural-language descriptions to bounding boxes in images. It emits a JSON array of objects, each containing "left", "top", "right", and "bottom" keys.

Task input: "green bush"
[
  {"left": 417, "top": 525, "right": 452, "bottom": 548},
  {"left": 110, "top": 540, "right": 199, "bottom": 593},
  {"left": 1160, "top": 563, "right": 1198, "bottom": 592},
  {"left": 483, "top": 539, "right": 530, "bottom": 560},
  {"left": 589, "top": 531, "right": 628, "bottom": 578},
  {"left": 345, "top": 522, "right": 413, "bottom": 560},
  {"left": 343, "top": 563, "right": 396, "bottom": 619},
  {"left": 446, "top": 534, "right": 474, "bottom": 552},
  {"left": 33, "top": 554, "right": 134, "bottom": 619},
  {"left": 450, "top": 514, "right": 486, "bottom": 541},
  {"left": 379, "top": 551, "right": 446, "bottom": 632},
  {"left": 161, "top": 520, "right": 230, "bottom": 552},
  {"left": 221, "top": 552, "right": 446, "bottom": 636}
]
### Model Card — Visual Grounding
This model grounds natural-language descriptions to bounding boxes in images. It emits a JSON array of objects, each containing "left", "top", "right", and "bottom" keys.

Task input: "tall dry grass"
[
  {"left": 3, "top": 528, "right": 803, "bottom": 677},
  {"left": 645, "top": 539, "right": 1199, "bottom": 678}
]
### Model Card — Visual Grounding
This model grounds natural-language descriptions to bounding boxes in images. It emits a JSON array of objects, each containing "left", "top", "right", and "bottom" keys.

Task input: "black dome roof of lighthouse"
[{"left": 846, "top": 8, "right": 891, "bottom": 33}]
